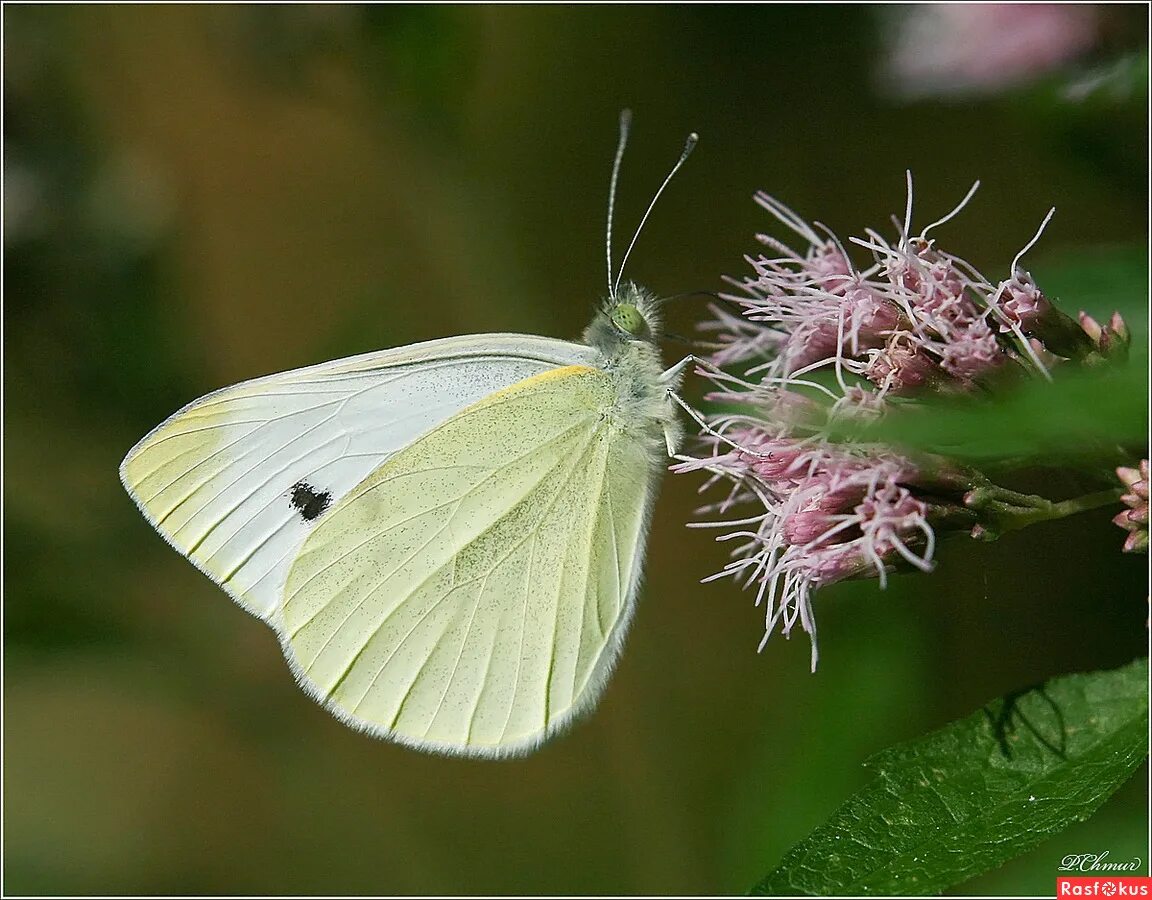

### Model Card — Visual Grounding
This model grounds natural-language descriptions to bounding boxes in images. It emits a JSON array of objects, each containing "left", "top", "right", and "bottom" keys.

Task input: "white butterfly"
[{"left": 120, "top": 112, "right": 697, "bottom": 758}]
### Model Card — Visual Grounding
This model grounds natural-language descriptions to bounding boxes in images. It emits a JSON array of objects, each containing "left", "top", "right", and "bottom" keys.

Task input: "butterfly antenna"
[
  {"left": 606, "top": 108, "right": 633, "bottom": 301},
  {"left": 658, "top": 289, "right": 724, "bottom": 306},
  {"left": 613, "top": 127, "right": 698, "bottom": 298}
]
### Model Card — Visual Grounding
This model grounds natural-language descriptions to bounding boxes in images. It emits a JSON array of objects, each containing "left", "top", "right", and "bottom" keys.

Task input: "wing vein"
[
  {"left": 496, "top": 527, "right": 537, "bottom": 743},
  {"left": 539, "top": 432, "right": 609, "bottom": 729},
  {"left": 351, "top": 424, "right": 601, "bottom": 727},
  {"left": 393, "top": 427, "right": 600, "bottom": 736},
  {"left": 285, "top": 417, "right": 589, "bottom": 626},
  {"left": 298, "top": 419, "right": 593, "bottom": 702},
  {"left": 565, "top": 433, "right": 613, "bottom": 701}
]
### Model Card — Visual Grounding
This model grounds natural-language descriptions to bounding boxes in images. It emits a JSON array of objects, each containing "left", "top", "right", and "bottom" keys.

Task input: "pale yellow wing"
[
  {"left": 119, "top": 334, "right": 598, "bottom": 622},
  {"left": 280, "top": 365, "right": 657, "bottom": 757}
]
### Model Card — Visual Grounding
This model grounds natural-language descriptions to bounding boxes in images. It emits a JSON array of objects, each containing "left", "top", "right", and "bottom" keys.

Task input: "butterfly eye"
[{"left": 611, "top": 303, "right": 649, "bottom": 338}]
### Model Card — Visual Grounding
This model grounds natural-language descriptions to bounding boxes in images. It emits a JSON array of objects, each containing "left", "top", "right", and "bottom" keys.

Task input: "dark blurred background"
[{"left": 4, "top": 4, "right": 1148, "bottom": 895}]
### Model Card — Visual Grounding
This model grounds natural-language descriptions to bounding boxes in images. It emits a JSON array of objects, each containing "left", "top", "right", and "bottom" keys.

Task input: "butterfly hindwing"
[
  {"left": 280, "top": 364, "right": 655, "bottom": 757},
  {"left": 119, "top": 335, "right": 598, "bottom": 622}
]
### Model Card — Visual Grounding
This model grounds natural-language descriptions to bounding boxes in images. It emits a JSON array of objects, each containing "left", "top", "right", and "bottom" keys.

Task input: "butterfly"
[{"left": 119, "top": 111, "right": 698, "bottom": 757}]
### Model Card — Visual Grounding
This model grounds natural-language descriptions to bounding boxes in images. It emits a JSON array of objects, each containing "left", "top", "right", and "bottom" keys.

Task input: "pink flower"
[
  {"left": 696, "top": 303, "right": 785, "bottom": 368},
  {"left": 939, "top": 318, "right": 1006, "bottom": 384},
  {"left": 805, "top": 242, "right": 855, "bottom": 293},
  {"left": 883, "top": 4, "right": 1102, "bottom": 99},
  {"left": 996, "top": 270, "right": 1051, "bottom": 332},
  {"left": 864, "top": 333, "right": 943, "bottom": 395},
  {"left": 708, "top": 179, "right": 1079, "bottom": 406},
  {"left": 887, "top": 238, "right": 973, "bottom": 320},
  {"left": 674, "top": 426, "right": 934, "bottom": 669}
]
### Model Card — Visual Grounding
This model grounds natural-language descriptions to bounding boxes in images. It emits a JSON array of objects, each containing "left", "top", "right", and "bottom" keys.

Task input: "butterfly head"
[{"left": 585, "top": 281, "right": 663, "bottom": 353}]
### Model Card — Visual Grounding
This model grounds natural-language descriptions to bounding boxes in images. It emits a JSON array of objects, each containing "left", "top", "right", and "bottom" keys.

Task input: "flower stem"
[
  {"left": 965, "top": 485, "right": 1124, "bottom": 540},
  {"left": 1045, "top": 489, "right": 1127, "bottom": 521}
]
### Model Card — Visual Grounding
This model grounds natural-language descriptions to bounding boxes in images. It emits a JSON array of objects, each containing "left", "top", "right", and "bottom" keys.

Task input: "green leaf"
[
  {"left": 1037, "top": 244, "right": 1149, "bottom": 340},
  {"left": 751, "top": 657, "right": 1149, "bottom": 897},
  {"left": 844, "top": 355, "right": 1148, "bottom": 459},
  {"left": 1058, "top": 51, "right": 1150, "bottom": 109}
]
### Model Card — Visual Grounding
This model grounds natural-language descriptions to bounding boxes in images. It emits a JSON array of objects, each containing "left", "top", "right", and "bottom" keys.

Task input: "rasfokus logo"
[{"left": 1060, "top": 852, "right": 1144, "bottom": 873}]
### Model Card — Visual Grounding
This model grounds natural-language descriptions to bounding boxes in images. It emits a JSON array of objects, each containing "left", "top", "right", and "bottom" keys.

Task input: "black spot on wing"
[{"left": 290, "top": 481, "right": 332, "bottom": 521}]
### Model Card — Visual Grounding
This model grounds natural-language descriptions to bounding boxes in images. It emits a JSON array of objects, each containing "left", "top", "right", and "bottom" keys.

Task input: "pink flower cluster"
[
  {"left": 705, "top": 186, "right": 1060, "bottom": 403},
  {"left": 674, "top": 431, "right": 935, "bottom": 670},
  {"left": 679, "top": 180, "right": 1092, "bottom": 664}
]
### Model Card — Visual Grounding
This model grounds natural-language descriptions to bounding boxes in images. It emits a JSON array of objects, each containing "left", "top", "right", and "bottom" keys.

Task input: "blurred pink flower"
[{"left": 884, "top": 3, "right": 1101, "bottom": 99}]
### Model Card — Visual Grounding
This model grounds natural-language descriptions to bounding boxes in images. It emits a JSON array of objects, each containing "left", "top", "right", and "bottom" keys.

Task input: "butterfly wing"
[
  {"left": 119, "top": 334, "right": 599, "bottom": 622},
  {"left": 280, "top": 364, "right": 657, "bottom": 757}
]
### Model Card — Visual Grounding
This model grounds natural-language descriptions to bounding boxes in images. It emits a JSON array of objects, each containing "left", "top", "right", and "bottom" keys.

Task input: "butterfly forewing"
[
  {"left": 119, "top": 335, "right": 598, "bottom": 622},
  {"left": 280, "top": 365, "right": 654, "bottom": 757}
]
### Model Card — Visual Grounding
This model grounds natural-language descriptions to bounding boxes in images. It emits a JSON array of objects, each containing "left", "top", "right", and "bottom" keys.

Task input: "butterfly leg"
[
  {"left": 662, "top": 418, "right": 679, "bottom": 457},
  {"left": 665, "top": 387, "right": 776, "bottom": 460},
  {"left": 658, "top": 354, "right": 703, "bottom": 385},
  {"left": 659, "top": 355, "right": 706, "bottom": 456},
  {"left": 659, "top": 353, "right": 737, "bottom": 393}
]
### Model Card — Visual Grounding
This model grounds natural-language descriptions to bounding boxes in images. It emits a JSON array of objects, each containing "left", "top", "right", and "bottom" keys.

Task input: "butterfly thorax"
[{"left": 583, "top": 282, "right": 682, "bottom": 456}]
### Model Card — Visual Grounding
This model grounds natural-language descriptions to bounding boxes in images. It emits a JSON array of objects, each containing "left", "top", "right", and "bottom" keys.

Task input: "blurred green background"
[{"left": 5, "top": 4, "right": 1148, "bottom": 895}]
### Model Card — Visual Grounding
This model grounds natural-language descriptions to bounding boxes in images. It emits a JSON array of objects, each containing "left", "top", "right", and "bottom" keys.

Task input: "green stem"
[
  {"left": 967, "top": 486, "right": 1124, "bottom": 539},
  {"left": 1044, "top": 489, "right": 1127, "bottom": 521}
]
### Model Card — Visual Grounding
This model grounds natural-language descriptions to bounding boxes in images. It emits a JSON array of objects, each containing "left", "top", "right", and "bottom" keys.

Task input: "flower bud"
[
  {"left": 1124, "top": 530, "right": 1150, "bottom": 554},
  {"left": 1110, "top": 312, "right": 1130, "bottom": 344},
  {"left": 1079, "top": 311, "right": 1102, "bottom": 343},
  {"left": 1114, "top": 460, "right": 1149, "bottom": 554},
  {"left": 1079, "top": 310, "right": 1131, "bottom": 364}
]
